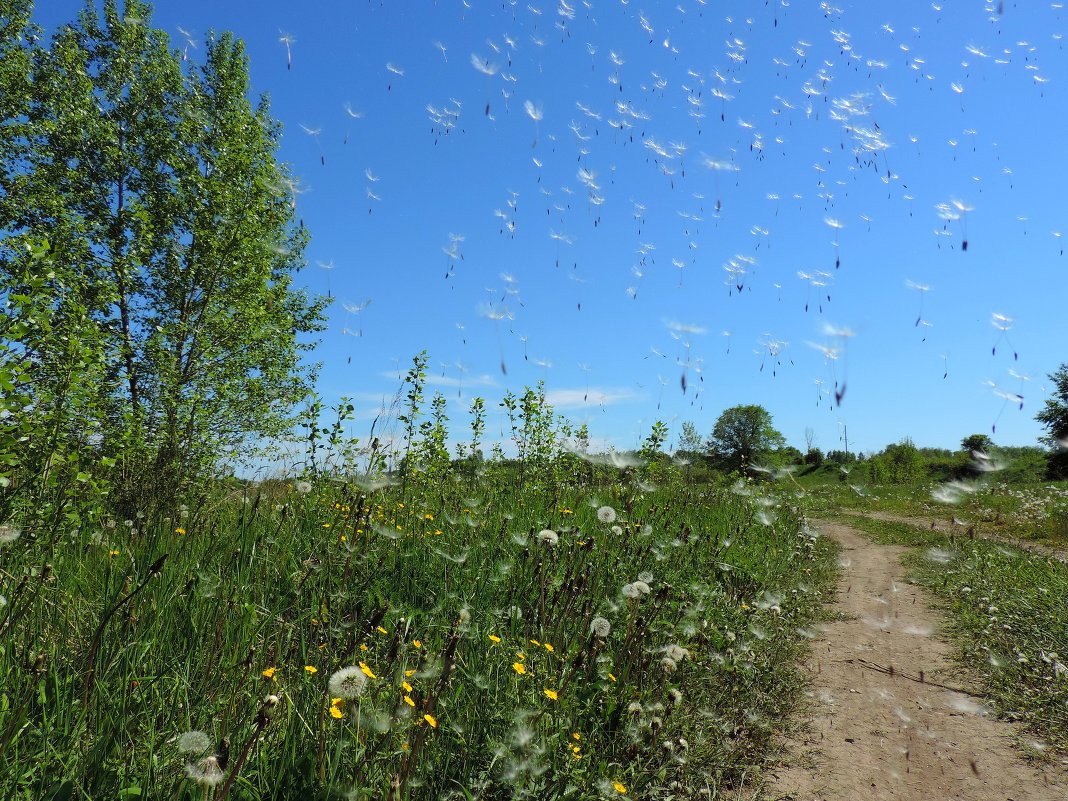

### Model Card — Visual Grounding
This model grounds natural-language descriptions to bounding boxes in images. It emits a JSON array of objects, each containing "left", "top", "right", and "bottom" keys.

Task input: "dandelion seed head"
[
  {"left": 590, "top": 616, "right": 612, "bottom": 638},
  {"left": 329, "top": 666, "right": 369, "bottom": 699},
  {"left": 177, "top": 730, "right": 212, "bottom": 755},
  {"left": 597, "top": 505, "right": 617, "bottom": 523},
  {"left": 536, "top": 529, "right": 559, "bottom": 546},
  {"left": 185, "top": 755, "right": 225, "bottom": 788}
]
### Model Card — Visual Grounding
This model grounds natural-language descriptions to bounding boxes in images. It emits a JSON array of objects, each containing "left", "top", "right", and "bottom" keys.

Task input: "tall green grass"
[{"left": 0, "top": 472, "right": 836, "bottom": 799}]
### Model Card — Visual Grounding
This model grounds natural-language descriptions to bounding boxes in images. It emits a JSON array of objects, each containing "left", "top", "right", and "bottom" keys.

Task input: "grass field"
[{"left": 0, "top": 469, "right": 837, "bottom": 800}]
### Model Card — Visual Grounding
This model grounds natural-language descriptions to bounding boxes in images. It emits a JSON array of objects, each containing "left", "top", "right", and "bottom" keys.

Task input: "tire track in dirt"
[{"left": 759, "top": 519, "right": 1068, "bottom": 801}]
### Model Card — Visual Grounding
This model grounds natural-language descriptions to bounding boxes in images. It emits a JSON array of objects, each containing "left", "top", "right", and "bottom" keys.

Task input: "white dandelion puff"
[
  {"left": 597, "top": 505, "right": 617, "bottom": 523},
  {"left": 328, "top": 666, "right": 369, "bottom": 699},
  {"left": 590, "top": 617, "right": 612, "bottom": 638},
  {"left": 177, "top": 730, "right": 212, "bottom": 755}
]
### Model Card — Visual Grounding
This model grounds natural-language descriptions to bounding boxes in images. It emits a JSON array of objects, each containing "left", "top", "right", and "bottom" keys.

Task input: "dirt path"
[
  {"left": 840, "top": 509, "right": 1068, "bottom": 563},
  {"left": 759, "top": 519, "right": 1068, "bottom": 801}
]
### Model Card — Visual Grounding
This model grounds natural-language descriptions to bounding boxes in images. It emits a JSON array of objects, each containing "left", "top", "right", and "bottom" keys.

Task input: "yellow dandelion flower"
[
  {"left": 174, "top": 527, "right": 186, "bottom": 535},
  {"left": 572, "top": 732, "right": 581, "bottom": 741},
  {"left": 488, "top": 634, "right": 501, "bottom": 643},
  {"left": 413, "top": 639, "right": 422, "bottom": 648},
  {"left": 360, "top": 644, "right": 369, "bottom": 652},
  {"left": 339, "top": 535, "right": 347, "bottom": 542},
  {"left": 423, "top": 713, "right": 438, "bottom": 728},
  {"left": 359, "top": 662, "right": 376, "bottom": 679},
  {"left": 613, "top": 781, "right": 627, "bottom": 794},
  {"left": 433, "top": 529, "right": 442, "bottom": 536},
  {"left": 376, "top": 626, "right": 388, "bottom": 635},
  {"left": 403, "top": 695, "right": 415, "bottom": 707},
  {"left": 405, "top": 669, "right": 416, "bottom": 677},
  {"left": 512, "top": 662, "right": 526, "bottom": 675},
  {"left": 530, "top": 639, "right": 541, "bottom": 647},
  {"left": 322, "top": 523, "right": 331, "bottom": 529},
  {"left": 329, "top": 704, "right": 343, "bottom": 719},
  {"left": 424, "top": 513, "right": 434, "bottom": 520},
  {"left": 304, "top": 665, "right": 317, "bottom": 674},
  {"left": 516, "top": 651, "right": 526, "bottom": 660},
  {"left": 402, "top": 681, "right": 413, "bottom": 692},
  {"left": 543, "top": 688, "right": 559, "bottom": 701},
  {"left": 543, "top": 643, "right": 555, "bottom": 653},
  {"left": 261, "top": 667, "right": 277, "bottom": 681},
  {"left": 608, "top": 673, "right": 617, "bottom": 682},
  {"left": 108, "top": 549, "right": 120, "bottom": 557}
]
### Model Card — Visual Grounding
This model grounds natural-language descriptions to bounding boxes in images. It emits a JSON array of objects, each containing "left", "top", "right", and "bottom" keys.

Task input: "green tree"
[
  {"left": 1, "top": 1, "right": 328, "bottom": 505},
  {"left": 961, "top": 433, "right": 994, "bottom": 454},
  {"left": 706, "top": 404, "right": 786, "bottom": 474},
  {"left": 677, "top": 420, "right": 704, "bottom": 454},
  {"left": 1036, "top": 364, "right": 1068, "bottom": 479}
]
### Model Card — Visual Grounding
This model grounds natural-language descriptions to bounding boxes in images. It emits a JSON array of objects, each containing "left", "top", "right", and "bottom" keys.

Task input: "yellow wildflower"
[
  {"left": 423, "top": 713, "right": 438, "bottom": 728},
  {"left": 543, "top": 688, "right": 559, "bottom": 701},
  {"left": 174, "top": 527, "right": 186, "bottom": 535},
  {"left": 404, "top": 695, "right": 415, "bottom": 707},
  {"left": 424, "top": 513, "right": 434, "bottom": 520},
  {"left": 489, "top": 634, "right": 501, "bottom": 643},
  {"left": 405, "top": 669, "right": 416, "bottom": 677},
  {"left": 359, "top": 662, "right": 376, "bottom": 679},
  {"left": 376, "top": 626, "right": 388, "bottom": 635},
  {"left": 402, "top": 681, "right": 413, "bottom": 692},
  {"left": 572, "top": 732, "right": 581, "bottom": 741},
  {"left": 512, "top": 662, "right": 526, "bottom": 675},
  {"left": 261, "top": 667, "right": 277, "bottom": 681},
  {"left": 304, "top": 665, "right": 317, "bottom": 674},
  {"left": 613, "top": 781, "right": 627, "bottom": 794},
  {"left": 543, "top": 643, "right": 555, "bottom": 653},
  {"left": 608, "top": 673, "right": 617, "bottom": 682},
  {"left": 530, "top": 639, "right": 541, "bottom": 647},
  {"left": 413, "top": 639, "right": 422, "bottom": 648}
]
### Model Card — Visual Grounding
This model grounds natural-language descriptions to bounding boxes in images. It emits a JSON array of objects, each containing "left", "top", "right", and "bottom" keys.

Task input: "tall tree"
[
  {"left": 960, "top": 433, "right": 994, "bottom": 454},
  {"left": 706, "top": 404, "right": 785, "bottom": 474},
  {"left": 0, "top": 0, "right": 328, "bottom": 504},
  {"left": 1036, "top": 364, "right": 1068, "bottom": 479}
]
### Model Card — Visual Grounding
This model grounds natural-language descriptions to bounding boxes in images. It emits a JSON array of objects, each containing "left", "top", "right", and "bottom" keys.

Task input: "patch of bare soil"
[
  {"left": 841, "top": 509, "right": 1068, "bottom": 563},
  {"left": 758, "top": 520, "right": 1068, "bottom": 801}
]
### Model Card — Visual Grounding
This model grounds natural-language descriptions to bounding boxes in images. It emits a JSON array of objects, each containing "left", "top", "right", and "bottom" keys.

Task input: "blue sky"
[{"left": 31, "top": 1, "right": 1068, "bottom": 457}]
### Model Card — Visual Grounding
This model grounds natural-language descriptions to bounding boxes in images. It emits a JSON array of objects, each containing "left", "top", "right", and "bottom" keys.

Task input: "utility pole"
[{"left": 843, "top": 424, "right": 850, "bottom": 455}]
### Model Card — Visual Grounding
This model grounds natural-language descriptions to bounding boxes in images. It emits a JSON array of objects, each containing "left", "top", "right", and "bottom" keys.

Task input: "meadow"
[{"left": 0, "top": 425, "right": 838, "bottom": 800}]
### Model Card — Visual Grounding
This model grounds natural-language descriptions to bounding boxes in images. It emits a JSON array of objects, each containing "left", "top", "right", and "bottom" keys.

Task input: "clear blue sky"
[{"left": 31, "top": 1, "right": 1068, "bottom": 457}]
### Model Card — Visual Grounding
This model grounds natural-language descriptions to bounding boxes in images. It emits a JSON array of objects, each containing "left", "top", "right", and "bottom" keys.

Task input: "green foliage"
[
  {"left": 705, "top": 404, "right": 786, "bottom": 474},
  {"left": 1036, "top": 363, "right": 1068, "bottom": 479},
  {"left": 0, "top": 456, "right": 836, "bottom": 799},
  {"left": 0, "top": 2, "right": 328, "bottom": 510},
  {"left": 961, "top": 433, "right": 994, "bottom": 454},
  {"left": 866, "top": 439, "right": 924, "bottom": 485}
]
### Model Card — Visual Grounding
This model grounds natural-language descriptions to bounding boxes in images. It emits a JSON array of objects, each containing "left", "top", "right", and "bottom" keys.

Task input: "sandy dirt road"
[{"left": 759, "top": 519, "right": 1068, "bottom": 801}]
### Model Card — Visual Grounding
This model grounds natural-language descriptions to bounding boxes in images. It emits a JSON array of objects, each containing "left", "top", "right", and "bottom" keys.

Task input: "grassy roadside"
[
  {"left": 837, "top": 513, "right": 1068, "bottom": 755},
  {"left": 0, "top": 479, "right": 839, "bottom": 800}
]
